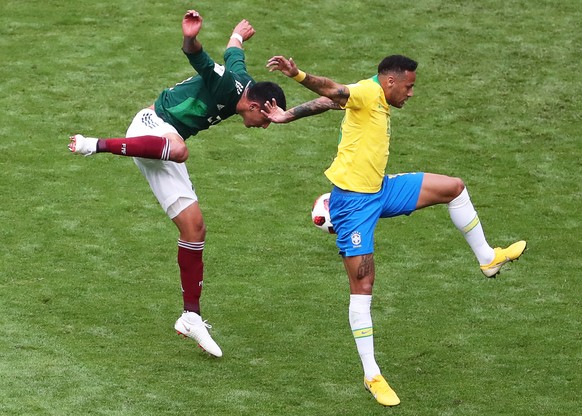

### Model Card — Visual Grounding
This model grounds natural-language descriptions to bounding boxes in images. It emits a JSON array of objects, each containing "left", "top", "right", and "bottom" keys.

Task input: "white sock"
[
  {"left": 448, "top": 188, "right": 495, "bottom": 265},
  {"left": 349, "top": 294, "right": 381, "bottom": 380}
]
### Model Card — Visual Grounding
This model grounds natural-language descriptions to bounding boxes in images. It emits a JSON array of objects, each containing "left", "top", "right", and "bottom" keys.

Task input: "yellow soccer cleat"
[
  {"left": 364, "top": 375, "right": 400, "bottom": 407},
  {"left": 480, "top": 240, "right": 527, "bottom": 277}
]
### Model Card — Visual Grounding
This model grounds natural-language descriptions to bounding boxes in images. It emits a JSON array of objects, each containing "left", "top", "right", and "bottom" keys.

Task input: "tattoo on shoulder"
[{"left": 337, "top": 87, "right": 350, "bottom": 99}]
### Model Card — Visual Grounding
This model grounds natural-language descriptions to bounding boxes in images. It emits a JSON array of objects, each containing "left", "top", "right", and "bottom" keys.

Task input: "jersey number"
[{"left": 207, "top": 116, "right": 222, "bottom": 125}]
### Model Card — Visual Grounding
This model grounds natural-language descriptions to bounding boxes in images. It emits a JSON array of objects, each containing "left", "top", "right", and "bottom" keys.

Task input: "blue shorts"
[{"left": 329, "top": 173, "right": 424, "bottom": 257}]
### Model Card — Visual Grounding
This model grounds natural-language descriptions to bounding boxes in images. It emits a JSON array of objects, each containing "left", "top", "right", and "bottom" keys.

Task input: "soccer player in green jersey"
[
  {"left": 266, "top": 55, "right": 526, "bottom": 406},
  {"left": 68, "top": 10, "right": 286, "bottom": 358}
]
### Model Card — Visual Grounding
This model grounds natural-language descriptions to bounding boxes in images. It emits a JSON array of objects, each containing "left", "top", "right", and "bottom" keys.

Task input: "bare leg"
[
  {"left": 416, "top": 173, "right": 464, "bottom": 209},
  {"left": 343, "top": 254, "right": 375, "bottom": 295},
  {"left": 172, "top": 201, "right": 206, "bottom": 242}
]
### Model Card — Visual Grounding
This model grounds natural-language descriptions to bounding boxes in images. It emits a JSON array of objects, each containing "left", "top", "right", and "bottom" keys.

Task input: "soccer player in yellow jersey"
[{"left": 266, "top": 55, "right": 526, "bottom": 406}]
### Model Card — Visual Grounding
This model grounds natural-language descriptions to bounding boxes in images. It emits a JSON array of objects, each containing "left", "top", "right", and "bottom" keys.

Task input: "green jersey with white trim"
[{"left": 154, "top": 47, "right": 254, "bottom": 139}]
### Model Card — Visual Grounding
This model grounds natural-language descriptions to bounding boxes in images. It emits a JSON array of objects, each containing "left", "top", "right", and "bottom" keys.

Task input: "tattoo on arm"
[
  {"left": 301, "top": 74, "right": 349, "bottom": 105},
  {"left": 289, "top": 98, "right": 341, "bottom": 120},
  {"left": 304, "top": 74, "right": 339, "bottom": 94},
  {"left": 305, "top": 74, "right": 328, "bottom": 88}
]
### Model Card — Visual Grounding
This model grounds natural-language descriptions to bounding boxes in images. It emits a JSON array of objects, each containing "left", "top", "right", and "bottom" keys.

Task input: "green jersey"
[{"left": 154, "top": 47, "right": 254, "bottom": 139}]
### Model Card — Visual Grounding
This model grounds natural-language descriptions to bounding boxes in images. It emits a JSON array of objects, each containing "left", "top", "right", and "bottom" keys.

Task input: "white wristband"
[{"left": 230, "top": 33, "right": 243, "bottom": 43}]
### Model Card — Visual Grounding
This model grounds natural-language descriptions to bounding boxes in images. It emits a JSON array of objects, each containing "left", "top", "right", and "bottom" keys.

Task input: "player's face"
[
  {"left": 386, "top": 70, "right": 416, "bottom": 108},
  {"left": 243, "top": 105, "right": 272, "bottom": 129}
]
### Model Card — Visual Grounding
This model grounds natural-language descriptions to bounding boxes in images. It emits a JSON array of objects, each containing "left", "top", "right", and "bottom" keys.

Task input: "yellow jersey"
[{"left": 324, "top": 75, "right": 390, "bottom": 193}]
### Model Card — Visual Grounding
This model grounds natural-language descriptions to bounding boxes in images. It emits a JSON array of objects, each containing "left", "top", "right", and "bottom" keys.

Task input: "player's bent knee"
[
  {"left": 166, "top": 134, "right": 189, "bottom": 162},
  {"left": 178, "top": 220, "right": 206, "bottom": 242},
  {"left": 451, "top": 177, "right": 465, "bottom": 196},
  {"left": 185, "top": 215, "right": 206, "bottom": 240},
  {"left": 170, "top": 142, "right": 189, "bottom": 163},
  {"left": 195, "top": 221, "right": 207, "bottom": 238}
]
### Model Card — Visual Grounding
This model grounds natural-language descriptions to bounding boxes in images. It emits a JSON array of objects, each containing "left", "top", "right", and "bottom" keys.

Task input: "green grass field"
[{"left": 1, "top": 0, "right": 580, "bottom": 414}]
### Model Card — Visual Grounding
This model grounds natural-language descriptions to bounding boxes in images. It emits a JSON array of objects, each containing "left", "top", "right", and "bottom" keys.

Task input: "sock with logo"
[
  {"left": 349, "top": 294, "right": 381, "bottom": 380},
  {"left": 448, "top": 188, "right": 495, "bottom": 265},
  {"left": 97, "top": 135, "right": 170, "bottom": 160},
  {"left": 177, "top": 240, "right": 205, "bottom": 314}
]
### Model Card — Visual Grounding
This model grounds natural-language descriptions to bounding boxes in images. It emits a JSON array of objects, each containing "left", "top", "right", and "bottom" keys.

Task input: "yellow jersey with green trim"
[{"left": 324, "top": 75, "right": 390, "bottom": 193}]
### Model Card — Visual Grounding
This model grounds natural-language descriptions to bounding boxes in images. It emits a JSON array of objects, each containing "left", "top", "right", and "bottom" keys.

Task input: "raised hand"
[
  {"left": 182, "top": 10, "right": 203, "bottom": 38},
  {"left": 232, "top": 19, "right": 256, "bottom": 42},
  {"left": 266, "top": 55, "right": 299, "bottom": 78},
  {"left": 260, "top": 99, "right": 291, "bottom": 123}
]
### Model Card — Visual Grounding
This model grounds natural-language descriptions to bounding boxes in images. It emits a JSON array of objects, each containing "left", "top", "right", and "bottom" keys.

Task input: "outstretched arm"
[
  {"left": 262, "top": 96, "right": 342, "bottom": 124},
  {"left": 182, "top": 10, "right": 203, "bottom": 54},
  {"left": 226, "top": 19, "right": 255, "bottom": 49},
  {"left": 266, "top": 56, "right": 350, "bottom": 107}
]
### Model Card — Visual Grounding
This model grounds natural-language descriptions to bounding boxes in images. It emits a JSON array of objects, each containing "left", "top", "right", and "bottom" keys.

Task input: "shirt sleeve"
[
  {"left": 223, "top": 47, "right": 248, "bottom": 75},
  {"left": 184, "top": 49, "right": 223, "bottom": 84},
  {"left": 183, "top": 48, "right": 237, "bottom": 98},
  {"left": 344, "top": 82, "right": 370, "bottom": 110}
]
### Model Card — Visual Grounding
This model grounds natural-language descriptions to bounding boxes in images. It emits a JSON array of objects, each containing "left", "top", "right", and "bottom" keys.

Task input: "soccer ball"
[{"left": 311, "top": 193, "right": 335, "bottom": 234}]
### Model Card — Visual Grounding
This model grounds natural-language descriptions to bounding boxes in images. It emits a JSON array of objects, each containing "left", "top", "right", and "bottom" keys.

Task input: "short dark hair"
[
  {"left": 247, "top": 81, "right": 287, "bottom": 111},
  {"left": 377, "top": 55, "right": 418, "bottom": 75}
]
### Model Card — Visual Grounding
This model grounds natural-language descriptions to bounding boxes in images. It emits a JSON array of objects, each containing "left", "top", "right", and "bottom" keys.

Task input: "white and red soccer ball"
[{"left": 311, "top": 193, "right": 335, "bottom": 234}]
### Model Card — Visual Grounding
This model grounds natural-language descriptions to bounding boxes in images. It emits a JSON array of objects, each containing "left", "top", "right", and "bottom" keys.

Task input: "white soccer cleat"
[
  {"left": 68, "top": 134, "right": 98, "bottom": 156},
  {"left": 175, "top": 312, "right": 223, "bottom": 357}
]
